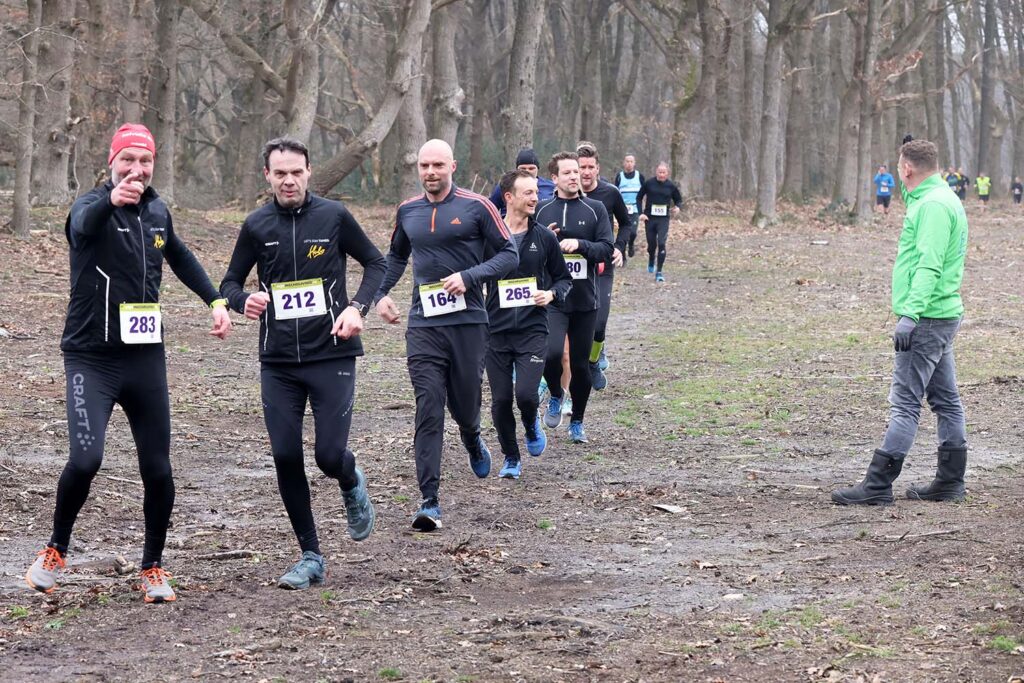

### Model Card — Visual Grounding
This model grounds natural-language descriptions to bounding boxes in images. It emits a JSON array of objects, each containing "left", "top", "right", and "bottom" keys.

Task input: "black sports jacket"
[
  {"left": 220, "top": 193, "right": 385, "bottom": 364},
  {"left": 533, "top": 194, "right": 614, "bottom": 313}
]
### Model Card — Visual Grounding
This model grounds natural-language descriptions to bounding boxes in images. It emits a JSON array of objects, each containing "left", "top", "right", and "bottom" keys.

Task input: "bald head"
[{"left": 418, "top": 139, "right": 457, "bottom": 199}]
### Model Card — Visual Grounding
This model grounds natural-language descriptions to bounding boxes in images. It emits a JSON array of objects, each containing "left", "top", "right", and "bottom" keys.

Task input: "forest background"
[{"left": 1, "top": 0, "right": 1023, "bottom": 231}]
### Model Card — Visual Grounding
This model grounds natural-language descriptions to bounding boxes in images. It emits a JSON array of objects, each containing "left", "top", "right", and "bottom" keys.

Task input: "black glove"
[
  {"left": 902, "top": 133, "right": 914, "bottom": 145},
  {"left": 893, "top": 316, "right": 916, "bottom": 352}
]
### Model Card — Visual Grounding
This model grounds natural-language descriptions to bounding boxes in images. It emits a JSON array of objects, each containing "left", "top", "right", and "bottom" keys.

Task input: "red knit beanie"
[{"left": 108, "top": 123, "right": 156, "bottom": 164}]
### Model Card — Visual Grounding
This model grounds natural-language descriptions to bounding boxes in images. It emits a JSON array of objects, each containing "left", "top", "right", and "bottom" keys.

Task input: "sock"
[{"left": 589, "top": 340, "right": 604, "bottom": 364}]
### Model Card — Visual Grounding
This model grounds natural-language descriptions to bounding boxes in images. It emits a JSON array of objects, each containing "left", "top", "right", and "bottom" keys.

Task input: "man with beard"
[
  {"left": 485, "top": 170, "right": 572, "bottom": 479},
  {"left": 375, "top": 139, "right": 518, "bottom": 530},
  {"left": 637, "top": 162, "right": 683, "bottom": 282},
  {"left": 25, "top": 123, "right": 232, "bottom": 603}
]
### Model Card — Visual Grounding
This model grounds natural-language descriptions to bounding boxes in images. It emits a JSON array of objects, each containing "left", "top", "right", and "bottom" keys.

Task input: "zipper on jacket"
[
  {"left": 431, "top": 206, "right": 437, "bottom": 233},
  {"left": 137, "top": 215, "right": 146, "bottom": 302},
  {"left": 291, "top": 210, "right": 301, "bottom": 362}
]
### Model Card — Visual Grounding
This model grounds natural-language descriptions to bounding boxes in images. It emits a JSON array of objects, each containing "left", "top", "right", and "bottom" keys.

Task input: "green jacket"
[
  {"left": 892, "top": 174, "right": 967, "bottom": 321},
  {"left": 976, "top": 176, "right": 991, "bottom": 196}
]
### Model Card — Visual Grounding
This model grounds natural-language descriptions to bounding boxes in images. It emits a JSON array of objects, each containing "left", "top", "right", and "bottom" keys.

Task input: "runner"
[
  {"left": 576, "top": 141, "right": 630, "bottom": 390},
  {"left": 873, "top": 164, "right": 895, "bottom": 216},
  {"left": 975, "top": 172, "right": 991, "bottom": 213},
  {"left": 535, "top": 152, "right": 614, "bottom": 443},
  {"left": 25, "top": 123, "right": 232, "bottom": 603},
  {"left": 485, "top": 170, "right": 572, "bottom": 479},
  {"left": 488, "top": 148, "right": 556, "bottom": 216},
  {"left": 832, "top": 139, "right": 969, "bottom": 506},
  {"left": 636, "top": 163, "right": 683, "bottom": 283},
  {"left": 944, "top": 166, "right": 960, "bottom": 194},
  {"left": 375, "top": 139, "right": 517, "bottom": 531},
  {"left": 614, "top": 154, "right": 645, "bottom": 257},
  {"left": 220, "top": 136, "right": 384, "bottom": 589},
  {"left": 1012, "top": 176, "right": 1023, "bottom": 205},
  {"left": 956, "top": 167, "right": 970, "bottom": 201}
]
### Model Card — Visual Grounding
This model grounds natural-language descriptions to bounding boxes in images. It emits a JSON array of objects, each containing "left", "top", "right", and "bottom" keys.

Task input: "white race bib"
[
  {"left": 119, "top": 303, "right": 161, "bottom": 344},
  {"left": 627, "top": 204, "right": 637, "bottom": 215},
  {"left": 419, "top": 281, "right": 466, "bottom": 317},
  {"left": 272, "top": 278, "right": 327, "bottom": 320},
  {"left": 880, "top": 184, "right": 888, "bottom": 192},
  {"left": 498, "top": 277, "right": 537, "bottom": 308},
  {"left": 651, "top": 204, "right": 668, "bottom": 217},
  {"left": 564, "top": 254, "right": 587, "bottom": 280}
]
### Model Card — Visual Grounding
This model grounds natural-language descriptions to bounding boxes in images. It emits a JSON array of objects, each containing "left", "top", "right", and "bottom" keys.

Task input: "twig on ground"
[
  {"left": 102, "top": 474, "right": 143, "bottom": 486},
  {"left": 194, "top": 549, "right": 258, "bottom": 561}
]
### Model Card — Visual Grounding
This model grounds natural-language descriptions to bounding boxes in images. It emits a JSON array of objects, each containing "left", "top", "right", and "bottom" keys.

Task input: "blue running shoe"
[
  {"left": 525, "top": 417, "right": 546, "bottom": 457},
  {"left": 561, "top": 395, "right": 573, "bottom": 417},
  {"left": 598, "top": 349, "right": 609, "bottom": 371},
  {"left": 278, "top": 550, "right": 326, "bottom": 590},
  {"left": 568, "top": 420, "right": 588, "bottom": 444},
  {"left": 544, "top": 395, "right": 563, "bottom": 428},
  {"left": 655, "top": 272, "right": 665, "bottom": 283},
  {"left": 648, "top": 263, "right": 655, "bottom": 273},
  {"left": 590, "top": 361, "right": 607, "bottom": 391},
  {"left": 537, "top": 376, "right": 548, "bottom": 401},
  {"left": 499, "top": 457, "right": 522, "bottom": 480},
  {"left": 412, "top": 497, "right": 442, "bottom": 531},
  {"left": 342, "top": 467, "right": 375, "bottom": 541},
  {"left": 466, "top": 435, "right": 491, "bottom": 478}
]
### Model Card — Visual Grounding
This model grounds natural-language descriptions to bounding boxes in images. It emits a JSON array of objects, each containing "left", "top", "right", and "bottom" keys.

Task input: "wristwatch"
[{"left": 349, "top": 300, "right": 369, "bottom": 316}]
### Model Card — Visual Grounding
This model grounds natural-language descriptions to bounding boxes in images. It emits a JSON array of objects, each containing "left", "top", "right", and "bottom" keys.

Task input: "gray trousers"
[{"left": 880, "top": 317, "right": 967, "bottom": 457}]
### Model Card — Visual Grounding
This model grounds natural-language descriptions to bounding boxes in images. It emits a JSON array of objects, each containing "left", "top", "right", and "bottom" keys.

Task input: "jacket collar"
[
  {"left": 907, "top": 173, "right": 945, "bottom": 201},
  {"left": 273, "top": 192, "right": 314, "bottom": 215}
]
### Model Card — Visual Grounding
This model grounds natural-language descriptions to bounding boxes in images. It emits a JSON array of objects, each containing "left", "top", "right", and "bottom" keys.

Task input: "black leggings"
[
  {"left": 485, "top": 331, "right": 546, "bottom": 459},
  {"left": 262, "top": 357, "right": 359, "bottom": 554},
  {"left": 626, "top": 215, "right": 640, "bottom": 251},
  {"left": 594, "top": 272, "right": 614, "bottom": 344},
  {"left": 544, "top": 308, "right": 598, "bottom": 422},
  {"left": 646, "top": 217, "right": 670, "bottom": 271},
  {"left": 54, "top": 347, "right": 173, "bottom": 567}
]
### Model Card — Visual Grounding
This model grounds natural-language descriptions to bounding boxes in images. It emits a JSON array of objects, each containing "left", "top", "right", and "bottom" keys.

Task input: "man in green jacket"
[{"left": 833, "top": 139, "right": 969, "bottom": 506}]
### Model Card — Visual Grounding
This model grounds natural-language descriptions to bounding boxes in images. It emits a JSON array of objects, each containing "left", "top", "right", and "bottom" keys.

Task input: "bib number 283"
[{"left": 119, "top": 303, "right": 161, "bottom": 344}]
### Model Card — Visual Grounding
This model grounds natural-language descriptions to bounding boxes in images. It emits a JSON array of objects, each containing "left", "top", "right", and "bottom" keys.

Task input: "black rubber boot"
[
  {"left": 906, "top": 446, "right": 966, "bottom": 502},
  {"left": 831, "top": 449, "right": 904, "bottom": 506}
]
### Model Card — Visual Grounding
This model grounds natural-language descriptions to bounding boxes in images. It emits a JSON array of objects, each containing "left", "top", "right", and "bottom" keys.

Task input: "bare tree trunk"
[
  {"left": 740, "top": 11, "right": 757, "bottom": 197},
  {"left": 147, "top": 0, "right": 178, "bottom": 203},
  {"left": 121, "top": 0, "right": 147, "bottom": 123},
  {"left": 312, "top": 0, "right": 431, "bottom": 195},
  {"left": 32, "top": 0, "right": 77, "bottom": 206},
  {"left": 236, "top": 76, "right": 266, "bottom": 211},
  {"left": 854, "top": 0, "right": 882, "bottom": 223},
  {"left": 708, "top": 9, "right": 734, "bottom": 201},
  {"left": 13, "top": 0, "right": 43, "bottom": 238},
  {"left": 947, "top": 21, "right": 962, "bottom": 168},
  {"left": 396, "top": 78, "right": 427, "bottom": 198},
  {"left": 752, "top": 1, "right": 789, "bottom": 227},
  {"left": 430, "top": 5, "right": 464, "bottom": 145},
  {"left": 931, "top": 12, "right": 950, "bottom": 163},
  {"left": 502, "top": 0, "right": 544, "bottom": 160},
  {"left": 976, "top": 0, "right": 997, "bottom": 177},
  {"left": 781, "top": 23, "right": 812, "bottom": 200}
]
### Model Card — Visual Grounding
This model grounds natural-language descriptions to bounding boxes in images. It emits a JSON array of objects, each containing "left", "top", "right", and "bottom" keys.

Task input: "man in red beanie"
[{"left": 24, "top": 123, "right": 232, "bottom": 604}]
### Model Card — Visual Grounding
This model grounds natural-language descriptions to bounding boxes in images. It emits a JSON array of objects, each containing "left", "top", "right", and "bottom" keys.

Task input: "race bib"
[
  {"left": 880, "top": 184, "right": 888, "bottom": 192},
  {"left": 272, "top": 278, "right": 327, "bottom": 320},
  {"left": 651, "top": 204, "right": 668, "bottom": 216},
  {"left": 419, "top": 281, "right": 466, "bottom": 317},
  {"left": 627, "top": 204, "right": 637, "bottom": 215},
  {"left": 564, "top": 254, "right": 587, "bottom": 280},
  {"left": 119, "top": 303, "right": 161, "bottom": 344},
  {"left": 498, "top": 277, "right": 537, "bottom": 308}
]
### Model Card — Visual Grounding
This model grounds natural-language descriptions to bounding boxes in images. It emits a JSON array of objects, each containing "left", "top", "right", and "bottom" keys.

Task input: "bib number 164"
[{"left": 419, "top": 281, "right": 467, "bottom": 317}]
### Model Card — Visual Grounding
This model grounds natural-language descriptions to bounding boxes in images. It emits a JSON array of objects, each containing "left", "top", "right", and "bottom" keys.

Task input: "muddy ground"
[{"left": 0, "top": 196, "right": 1022, "bottom": 683}]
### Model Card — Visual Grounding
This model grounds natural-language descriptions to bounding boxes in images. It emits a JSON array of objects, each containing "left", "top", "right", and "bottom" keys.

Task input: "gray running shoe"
[
  {"left": 25, "top": 546, "right": 66, "bottom": 594},
  {"left": 343, "top": 467, "right": 375, "bottom": 541},
  {"left": 278, "top": 551, "right": 326, "bottom": 590},
  {"left": 140, "top": 566, "right": 177, "bottom": 603}
]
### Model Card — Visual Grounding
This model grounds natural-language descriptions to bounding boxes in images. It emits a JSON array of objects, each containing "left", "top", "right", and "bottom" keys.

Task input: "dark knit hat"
[{"left": 515, "top": 148, "right": 540, "bottom": 167}]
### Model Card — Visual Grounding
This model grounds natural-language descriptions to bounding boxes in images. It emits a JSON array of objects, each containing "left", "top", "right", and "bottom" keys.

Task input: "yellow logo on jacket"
[
  {"left": 307, "top": 245, "right": 326, "bottom": 259},
  {"left": 153, "top": 234, "right": 165, "bottom": 249}
]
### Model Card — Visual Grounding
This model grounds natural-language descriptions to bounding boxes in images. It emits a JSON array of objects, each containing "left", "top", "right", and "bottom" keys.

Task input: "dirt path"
[{"left": 1, "top": 200, "right": 1022, "bottom": 682}]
